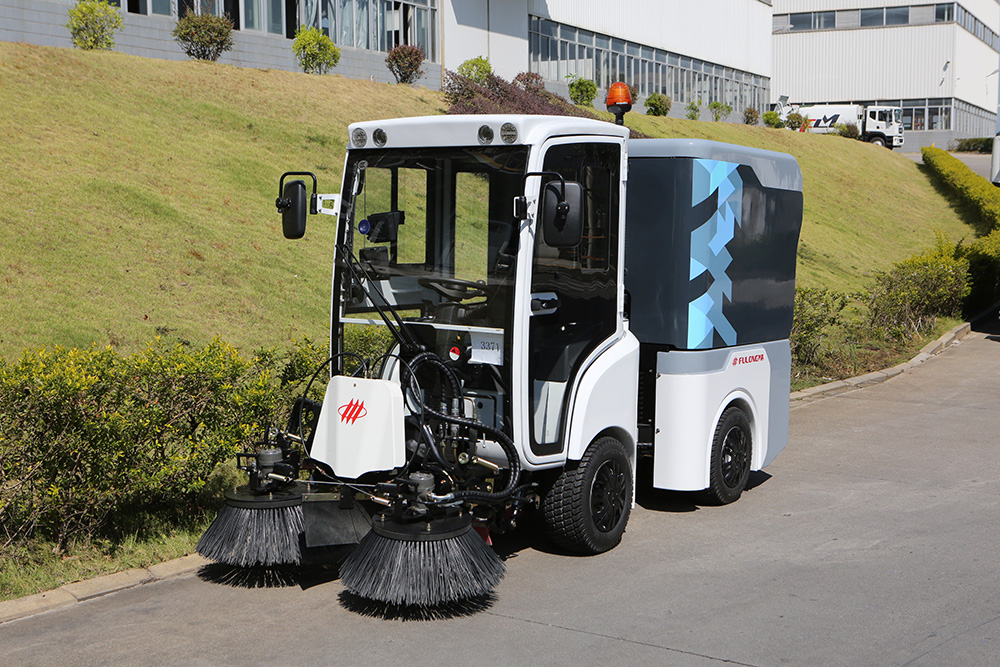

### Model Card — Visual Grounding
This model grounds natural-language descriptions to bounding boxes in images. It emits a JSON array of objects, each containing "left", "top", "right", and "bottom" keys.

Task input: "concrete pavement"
[{"left": 1, "top": 319, "right": 998, "bottom": 665}]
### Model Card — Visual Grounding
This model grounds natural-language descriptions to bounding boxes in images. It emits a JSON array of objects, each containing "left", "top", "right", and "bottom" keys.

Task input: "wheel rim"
[
  {"left": 720, "top": 425, "right": 749, "bottom": 489},
  {"left": 591, "top": 458, "right": 627, "bottom": 532}
]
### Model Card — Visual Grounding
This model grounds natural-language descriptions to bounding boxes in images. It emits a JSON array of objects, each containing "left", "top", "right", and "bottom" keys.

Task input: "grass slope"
[{"left": 0, "top": 42, "right": 975, "bottom": 360}]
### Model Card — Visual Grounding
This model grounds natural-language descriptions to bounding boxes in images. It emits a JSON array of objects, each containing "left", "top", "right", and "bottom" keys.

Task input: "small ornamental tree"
[
  {"left": 644, "top": 92, "right": 671, "bottom": 116},
  {"left": 566, "top": 74, "right": 598, "bottom": 106},
  {"left": 457, "top": 56, "right": 492, "bottom": 84},
  {"left": 66, "top": 0, "right": 124, "bottom": 51},
  {"left": 743, "top": 106, "right": 760, "bottom": 125},
  {"left": 386, "top": 44, "right": 425, "bottom": 84},
  {"left": 292, "top": 25, "right": 341, "bottom": 74},
  {"left": 762, "top": 110, "right": 784, "bottom": 128},
  {"left": 685, "top": 99, "right": 702, "bottom": 120},
  {"left": 785, "top": 112, "right": 806, "bottom": 130},
  {"left": 172, "top": 10, "right": 234, "bottom": 62},
  {"left": 708, "top": 101, "right": 732, "bottom": 122}
]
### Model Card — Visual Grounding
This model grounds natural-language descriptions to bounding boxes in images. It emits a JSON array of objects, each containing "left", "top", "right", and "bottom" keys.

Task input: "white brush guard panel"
[{"left": 310, "top": 376, "right": 405, "bottom": 480}]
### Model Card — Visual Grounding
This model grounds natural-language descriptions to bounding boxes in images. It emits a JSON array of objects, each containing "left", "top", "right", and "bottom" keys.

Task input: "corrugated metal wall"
[{"left": 772, "top": 23, "right": 956, "bottom": 103}]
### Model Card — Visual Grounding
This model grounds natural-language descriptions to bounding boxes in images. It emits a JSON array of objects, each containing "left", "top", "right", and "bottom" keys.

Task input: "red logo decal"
[
  {"left": 338, "top": 399, "right": 367, "bottom": 424},
  {"left": 732, "top": 354, "right": 765, "bottom": 366}
]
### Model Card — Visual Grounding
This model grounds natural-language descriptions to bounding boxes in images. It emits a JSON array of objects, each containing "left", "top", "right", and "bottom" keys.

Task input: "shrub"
[
  {"left": 785, "top": 112, "right": 805, "bottom": 130},
  {"left": 66, "top": 0, "right": 124, "bottom": 51},
  {"left": 708, "top": 101, "right": 732, "bottom": 122},
  {"left": 566, "top": 74, "right": 598, "bottom": 106},
  {"left": 457, "top": 56, "right": 492, "bottom": 84},
  {"left": 172, "top": 10, "right": 234, "bottom": 62},
  {"left": 292, "top": 25, "right": 340, "bottom": 74},
  {"left": 444, "top": 70, "right": 599, "bottom": 121},
  {"left": 386, "top": 44, "right": 424, "bottom": 84},
  {"left": 644, "top": 92, "right": 671, "bottom": 116},
  {"left": 513, "top": 71, "right": 545, "bottom": 95},
  {"left": 835, "top": 122, "right": 860, "bottom": 139},
  {"left": 953, "top": 137, "right": 993, "bottom": 153},
  {"left": 742, "top": 107, "right": 759, "bottom": 125},
  {"left": 762, "top": 110, "right": 784, "bottom": 128},
  {"left": 866, "top": 243, "right": 970, "bottom": 339},
  {"left": 685, "top": 99, "right": 701, "bottom": 120},
  {"left": 791, "top": 287, "right": 848, "bottom": 365}
]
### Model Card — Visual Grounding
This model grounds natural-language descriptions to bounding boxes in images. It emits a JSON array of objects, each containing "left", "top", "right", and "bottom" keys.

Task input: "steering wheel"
[{"left": 419, "top": 277, "right": 487, "bottom": 302}]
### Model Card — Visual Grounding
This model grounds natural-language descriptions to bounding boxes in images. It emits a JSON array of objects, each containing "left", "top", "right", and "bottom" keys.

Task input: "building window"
[
  {"left": 860, "top": 8, "right": 884, "bottom": 26},
  {"left": 885, "top": 6, "right": 909, "bottom": 25},
  {"left": 528, "top": 16, "right": 769, "bottom": 115},
  {"left": 935, "top": 3, "right": 954, "bottom": 22},
  {"left": 789, "top": 13, "right": 811, "bottom": 31},
  {"left": 815, "top": 11, "right": 835, "bottom": 30}
]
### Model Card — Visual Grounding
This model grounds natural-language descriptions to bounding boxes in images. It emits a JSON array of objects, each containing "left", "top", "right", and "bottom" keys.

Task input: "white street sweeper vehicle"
[{"left": 197, "top": 111, "right": 803, "bottom": 607}]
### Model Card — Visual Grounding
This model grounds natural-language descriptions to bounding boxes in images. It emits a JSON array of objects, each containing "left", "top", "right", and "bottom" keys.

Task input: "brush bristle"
[
  {"left": 340, "top": 526, "right": 505, "bottom": 606},
  {"left": 196, "top": 503, "right": 304, "bottom": 567}
]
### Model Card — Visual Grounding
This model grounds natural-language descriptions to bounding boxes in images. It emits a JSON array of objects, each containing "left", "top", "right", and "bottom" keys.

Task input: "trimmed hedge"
[
  {"left": 0, "top": 338, "right": 330, "bottom": 555},
  {"left": 921, "top": 147, "right": 1000, "bottom": 231},
  {"left": 922, "top": 146, "right": 1000, "bottom": 313},
  {"left": 953, "top": 137, "right": 992, "bottom": 153}
]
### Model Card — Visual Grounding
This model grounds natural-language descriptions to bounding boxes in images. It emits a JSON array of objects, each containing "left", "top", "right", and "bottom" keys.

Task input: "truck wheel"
[
  {"left": 869, "top": 136, "right": 886, "bottom": 148},
  {"left": 707, "top": 407, "right": 752, "bottom": 505},
  {"left": 542, "top": 436, "right": 633, "bottom": 555}
]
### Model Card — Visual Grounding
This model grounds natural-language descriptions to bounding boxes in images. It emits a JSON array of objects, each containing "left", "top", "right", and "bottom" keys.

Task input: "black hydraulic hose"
[
  {"left": 417, "top": 401, "right": 521, "bottom": 504},
  {"left": 406, "top": 351, "right": 462, "bottom": 401}
]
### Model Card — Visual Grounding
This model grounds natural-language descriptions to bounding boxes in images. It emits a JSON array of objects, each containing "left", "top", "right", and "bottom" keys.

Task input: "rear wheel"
[
  {"left": 707, "top": 407, "right": 752, "bottom": 505},
  {"left": 542, "top": 436, "right": 633, "bottom": 555}
]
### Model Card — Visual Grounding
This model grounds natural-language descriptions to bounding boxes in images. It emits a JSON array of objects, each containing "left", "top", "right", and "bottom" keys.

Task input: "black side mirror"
[
  {"left": 541, "top": 180, "right": 583, "bottom": 247},
  {"left": 280, "top": 180, "right": 308, "bottom": 239},
  {"left": 276, "top": 171, "right": 318, "bottom": 240}
]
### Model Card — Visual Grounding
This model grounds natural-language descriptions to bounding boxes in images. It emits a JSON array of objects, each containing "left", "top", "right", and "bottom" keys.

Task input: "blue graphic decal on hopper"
[{"left": 688, "top": 159, "right": 742, "bottom": 349}]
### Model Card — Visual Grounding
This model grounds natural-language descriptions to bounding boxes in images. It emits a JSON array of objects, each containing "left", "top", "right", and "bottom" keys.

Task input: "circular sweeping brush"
[
  {"left": 339, "top": 513, "right": 504, "bottom": 606},
  {"left": 196, "top": 484, "right": 305, "bottom": 568}
]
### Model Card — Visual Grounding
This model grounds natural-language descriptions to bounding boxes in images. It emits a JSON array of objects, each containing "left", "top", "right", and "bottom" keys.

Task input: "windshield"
[
  {"left": 338, "top": 145, "right": 529, "bottom": 334},
  {"left": 893, "top": 108, "right": 901, "bottom": 126}
]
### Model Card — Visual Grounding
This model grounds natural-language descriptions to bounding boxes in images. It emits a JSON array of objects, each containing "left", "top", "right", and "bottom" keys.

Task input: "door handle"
[{"left": 531, "top": 292, "right": 560, "bottom": 315}]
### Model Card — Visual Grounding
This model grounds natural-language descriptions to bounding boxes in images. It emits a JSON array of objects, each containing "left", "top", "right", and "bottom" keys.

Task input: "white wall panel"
[
  {"left": 528, "top": 0, "right": 772, "bottom": 76},
  {"left": 443, "top": 0, "right": 530, "bottom": 78},
  {"left": 772, "top": 24, "right": 956, "bottom": 102},
  {"left": 954, "top": 28, "right": 1000, "bottom": 109}
]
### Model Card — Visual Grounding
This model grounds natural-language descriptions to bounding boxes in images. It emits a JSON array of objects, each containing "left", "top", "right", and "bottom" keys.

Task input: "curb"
[
  {"left": 0, "top": 554, "right": 210, "bottom": 625},
  {"left": 0, "top": 321, "right": 977, "bottom": 625},
  {"left": 789, "top": 321, "right": 972, "bottom": 406}
]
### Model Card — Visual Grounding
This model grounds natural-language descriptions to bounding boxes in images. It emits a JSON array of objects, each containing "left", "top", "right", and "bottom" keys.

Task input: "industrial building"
[
  {"left": 771, "top": 0, "right": 1000, "bottom": 148},
  {"left": 2, "top": 0, "right": 774, "bottom": 120}
]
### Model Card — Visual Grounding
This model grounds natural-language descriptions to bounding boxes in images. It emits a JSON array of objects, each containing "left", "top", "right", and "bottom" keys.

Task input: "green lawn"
[{"left": 1, "top": 43, "right": 977, "bottom": 360}]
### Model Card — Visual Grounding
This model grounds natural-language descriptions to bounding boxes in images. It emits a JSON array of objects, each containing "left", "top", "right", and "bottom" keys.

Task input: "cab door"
[{"left": 526, "top": 140, "right": 623, "bottom": 458}]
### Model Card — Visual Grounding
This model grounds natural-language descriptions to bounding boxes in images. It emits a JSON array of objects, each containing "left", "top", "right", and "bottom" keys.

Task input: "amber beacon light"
[{"left": 606, "top": 81, "right": 632, "bottom": 125}]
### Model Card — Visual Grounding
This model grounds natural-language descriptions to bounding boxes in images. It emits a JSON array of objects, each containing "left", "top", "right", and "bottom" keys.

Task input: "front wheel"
[
  {"left": 869, "top": 136, "right": 886, "bottom": 148},
  {"left": 542, "top": 436, "right": 633, "bottom": 555},
  {"left": 707, "top": 406, "right": 752, "bottom": 505}
]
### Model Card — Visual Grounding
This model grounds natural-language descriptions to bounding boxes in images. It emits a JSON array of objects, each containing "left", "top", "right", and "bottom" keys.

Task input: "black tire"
[
  {"left": 707, "top": 406, "right": 752, "bottom": 505},
  {"left": 869, "top": 136, "right": 886, "bottom": 148},
  {"left": 542, "top": 436, "right": 633, "bottom": 555}
]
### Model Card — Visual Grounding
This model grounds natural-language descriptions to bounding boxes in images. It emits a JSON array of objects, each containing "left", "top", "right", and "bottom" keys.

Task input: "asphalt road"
[
  {"left": 2, "top": 318, "right": 999, "bottom": 666},
  {"left": 902, "top": 150, "right": 994, "bottom": 180}
]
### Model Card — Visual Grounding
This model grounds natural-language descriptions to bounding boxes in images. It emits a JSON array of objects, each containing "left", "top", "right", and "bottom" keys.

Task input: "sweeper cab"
[{"left": 198, "top": 109, "right": 803, "bottom": 607}]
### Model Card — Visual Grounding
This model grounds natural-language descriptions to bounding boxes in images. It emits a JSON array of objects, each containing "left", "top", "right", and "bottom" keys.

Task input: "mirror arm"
[{"left": 523, "top": 171, "right": 566, "bottom": 201}]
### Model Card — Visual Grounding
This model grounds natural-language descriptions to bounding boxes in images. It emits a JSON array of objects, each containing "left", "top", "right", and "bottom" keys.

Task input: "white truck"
[
  {"left": 780, "top": 100, "right": 904, "bottom": 149},
  {"left": 199, "top": 113, "right": 804, "bottom": 606}
]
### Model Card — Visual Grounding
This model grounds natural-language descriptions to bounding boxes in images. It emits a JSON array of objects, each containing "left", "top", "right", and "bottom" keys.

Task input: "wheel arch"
[{"left": 709, "top": 390, "right": 760, "bottom": 475}]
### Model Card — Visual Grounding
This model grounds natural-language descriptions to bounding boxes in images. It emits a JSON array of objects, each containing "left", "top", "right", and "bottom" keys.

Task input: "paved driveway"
[{"left": 2, "top": 319, "right": 999, "bottom": 666}]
